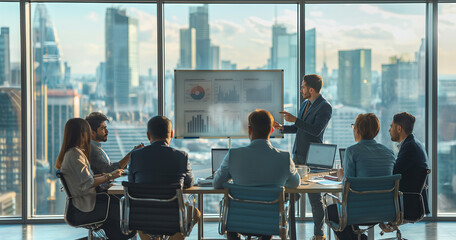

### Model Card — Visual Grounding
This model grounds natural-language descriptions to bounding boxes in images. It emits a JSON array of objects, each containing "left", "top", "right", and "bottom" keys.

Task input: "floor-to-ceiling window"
[
  {"left": 438, "top": 2, "right": 456, "bottom": 216},
  {"left": 304, "top": 3, "right": 426, "bottom": 216},
  {"left": 163, "top": 3, "right": 298, "bottom": 218},
  {"left": 30, "top": 3, "right": 157, "bottom": 216},
  {"left": 0, "top": 2, "right": 21, "bottom": 218}
]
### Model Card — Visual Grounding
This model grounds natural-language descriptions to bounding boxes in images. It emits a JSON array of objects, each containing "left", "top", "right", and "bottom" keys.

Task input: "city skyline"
[{"left": 4, "top": 4, "right": 452, "bottom": 76}]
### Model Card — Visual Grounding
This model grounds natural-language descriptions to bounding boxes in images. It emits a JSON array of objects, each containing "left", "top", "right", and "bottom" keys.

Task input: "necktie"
[{"left": 302, "top": 102, "right": 311, "bottom": 119}]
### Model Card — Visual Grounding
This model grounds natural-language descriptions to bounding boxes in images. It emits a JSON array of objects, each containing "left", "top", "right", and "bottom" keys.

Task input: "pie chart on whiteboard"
[{"left": 190, "top": 86, "right": 205, "bottom": 100}]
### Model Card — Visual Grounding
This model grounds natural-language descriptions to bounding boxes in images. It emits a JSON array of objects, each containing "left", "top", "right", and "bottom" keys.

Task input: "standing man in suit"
[
  {"left": 273, "top": 74, "right": 332, "bottom": 240},
  {"left": 85, "top": 112, "right": 143, "bottom": 174},
  {"left": 389, "top": 112, "right": 430, "bottom": 217},
  {"left": 128, "top": 116, "right": 200, "bottom": 240},
  {"left": 214, "top": 109, "right": 300, "bottom": 240}
]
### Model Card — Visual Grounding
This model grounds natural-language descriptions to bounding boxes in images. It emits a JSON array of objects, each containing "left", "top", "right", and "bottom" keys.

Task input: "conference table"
[{"left": 109, "top": 177, "right": 342, "bottom": 240}]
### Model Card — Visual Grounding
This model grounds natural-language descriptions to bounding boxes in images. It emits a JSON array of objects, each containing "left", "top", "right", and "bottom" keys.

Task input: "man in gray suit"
[
  {"left": 85, "top": 112, "right": 143, "bottom": 174},
  {"left": 214, "top": 109, "right": 300, "bottom": 240},
  {"left": 274, "top": 74, "right": 332, "bottom": 240}
]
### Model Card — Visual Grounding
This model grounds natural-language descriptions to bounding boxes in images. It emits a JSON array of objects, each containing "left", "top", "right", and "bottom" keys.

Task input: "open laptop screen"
[
  {"left": 305, "top": 143, "right": 337, "bottom": 169},
  {"left": 339, "top": 148, "right": 346, "bottom": 166},
  {"left": 211, "top": 148, "right": 229, "bottom": 175}
]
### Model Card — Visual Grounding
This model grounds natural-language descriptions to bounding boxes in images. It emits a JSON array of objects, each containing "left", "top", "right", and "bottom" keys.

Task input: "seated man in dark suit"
[
  {"left": 389, "top": 112, "right": 430, "bottom": 218},
  {"left": 128, "top": 116, "right": 200, "bottom": 240}
]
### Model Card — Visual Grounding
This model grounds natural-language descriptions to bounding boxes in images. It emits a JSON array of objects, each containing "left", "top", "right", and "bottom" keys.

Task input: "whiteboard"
[{"left": 174, "top": 70, "right": 284, "bottom": 138}]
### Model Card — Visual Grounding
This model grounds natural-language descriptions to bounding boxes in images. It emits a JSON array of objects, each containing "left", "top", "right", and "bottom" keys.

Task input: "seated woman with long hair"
[{"left": 55, "top": 118, "right": 134, "bottom": 240}]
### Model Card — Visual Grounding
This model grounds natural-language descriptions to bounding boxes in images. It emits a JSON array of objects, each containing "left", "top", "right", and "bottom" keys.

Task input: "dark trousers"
[
  {"left": 72, "top": 194, "right": 135, "bottom": 240},
  {"left": 327, "top": 204, "right": 366, "bottom": 240}
]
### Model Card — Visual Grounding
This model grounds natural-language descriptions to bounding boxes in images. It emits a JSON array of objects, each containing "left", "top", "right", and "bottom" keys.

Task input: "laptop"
[
  {"left": 339, "top": 148, "right": 346, "bottom": 166},
  {"left": 198, "top": 148, "right": 229, "bottom": 186},
  {"left": 209, "top": 148, "right": 229, "bottom": 178},
  {"left": 305, "top": 143, "right": 337, "bottom": 173}
]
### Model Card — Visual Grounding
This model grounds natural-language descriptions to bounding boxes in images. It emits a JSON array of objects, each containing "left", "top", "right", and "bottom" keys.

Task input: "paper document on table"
[{"left": 315, "top": 180, "right": 342, "bottom": 185}]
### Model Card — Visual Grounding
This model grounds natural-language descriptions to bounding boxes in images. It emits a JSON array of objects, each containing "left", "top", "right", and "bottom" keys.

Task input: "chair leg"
[{"left": 88, "top": 228, "right": 94, "bottom": 240}]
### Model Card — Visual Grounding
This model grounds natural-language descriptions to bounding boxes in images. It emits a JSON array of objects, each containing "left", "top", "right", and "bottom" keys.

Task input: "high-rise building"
[
  {"left": 221, "top": 60, "right": 236, "bottom": 70},
  {"left": 189, "top": 5, "right": 210, "bottom": 69},
  {"left": 179, "top": 28, "right": 196, "bottom": 69},
  {"left": 33, "top": 4, "right": 65, "bottom": 164},
  {"left": 46, "top": 89, "right": 80, "bottom": 177},
  {"left": 270, "top": 24, "right": 287, "bottom": 69},
  {"left": 10, "top": 62, "right": 20, "bottom": 87},
  {"left": 95, "top": 62, "right": 106, "bottom": 99},
  {"left": 105, "top": 7, "right": 139, "bottom": 113},
  {"left": 0, "top": 27, "right": 10, "bottom": 86},
  {"left": 305, "top": 28, "right": 316, "bottom": 74},
  {"left": 338, "top": 49, "right": 372, "bottom": 109},
  {"left": 210, "top": 45, "right": 220, "bottom": 70},
  {"left": 0, "top": 87, "right": 21, "bottom": 216}
]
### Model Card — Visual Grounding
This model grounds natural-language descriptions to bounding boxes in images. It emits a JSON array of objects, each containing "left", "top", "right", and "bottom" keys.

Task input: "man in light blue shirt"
[{"left": 213, "top": 109, "right": 300, "bottom": 240}]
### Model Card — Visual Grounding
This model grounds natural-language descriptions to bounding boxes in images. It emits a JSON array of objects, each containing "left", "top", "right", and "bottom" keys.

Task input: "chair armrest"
[
  {"left": 322, "top": 193, "right": 341, "bottom": 208},
  {"left": 218, "top": 196, "right": 228, "bottom": 235}
]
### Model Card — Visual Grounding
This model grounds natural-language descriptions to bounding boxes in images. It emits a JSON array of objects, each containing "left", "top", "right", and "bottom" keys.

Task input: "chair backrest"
[
  {"left": 403, "top": 168, "right": 431, "bottom": 222},
  {"left": 121, "top": 181, "right": 185, "bottom": 236},
  {"left": 341, "top": 174, "right": 402, "bottom": 227},
  {"left": 56, "top": 170, "right": 72, "bottom": 198},
  {"left": 222, "top": 183, "right": 286, "bottom": 237},
  {"left": 55, "top": 170, "right": 80, "bottom": 226}
]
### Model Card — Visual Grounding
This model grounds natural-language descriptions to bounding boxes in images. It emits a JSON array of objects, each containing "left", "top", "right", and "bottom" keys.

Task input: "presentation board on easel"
[{"left": 174, "top": 70, "right": 284, "bottom": 138}]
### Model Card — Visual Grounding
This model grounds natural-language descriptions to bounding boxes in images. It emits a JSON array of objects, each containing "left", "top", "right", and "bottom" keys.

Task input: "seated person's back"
[
  {"left": 129, "top": 140, "right": 193, "bottom": 187},
  {"left": 213, "top": 110, "right": 299, "bottom": 189}
]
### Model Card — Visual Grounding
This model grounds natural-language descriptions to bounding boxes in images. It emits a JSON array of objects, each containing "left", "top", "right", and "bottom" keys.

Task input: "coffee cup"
[{"left": 296, "top": 165, "right": 311, "bottom": 182}]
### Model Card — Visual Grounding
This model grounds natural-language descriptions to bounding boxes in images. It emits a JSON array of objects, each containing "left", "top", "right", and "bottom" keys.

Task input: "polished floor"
[{"left": 0, "top": 221, "right": 454, "bottom": 239}]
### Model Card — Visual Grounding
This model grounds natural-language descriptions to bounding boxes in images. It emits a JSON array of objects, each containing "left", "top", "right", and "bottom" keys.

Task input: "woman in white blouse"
[{"left": 55, "top": 118, "right": 134, "bottom": 240}]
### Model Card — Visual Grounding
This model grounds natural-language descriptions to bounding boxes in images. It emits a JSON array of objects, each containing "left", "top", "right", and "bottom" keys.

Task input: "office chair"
[
  {"left": 120, "top": 182, "right": 196, "bottom": 240},
  {"left": 323, "top": 174, "right": 403, "bottom": 240},
  {"left": 56, "top": 170, "right": 110, "bottom": 240},
  {"left": 380, "top": 169, "right": 431, "bottom": 240},
  {"left": 219, "top": 183, "right": 288, "bottom": 240}
]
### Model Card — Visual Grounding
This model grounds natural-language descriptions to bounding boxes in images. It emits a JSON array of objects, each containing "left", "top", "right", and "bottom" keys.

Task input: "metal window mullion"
[
  {"left": 19, "top": 0, "right": 33, "bottom": 223},
  {"left": 426, "top": 0, "right": 438, "bottom": 220},
  {"left": 157, "top": 0, "right": 164, "bottom": 115}
]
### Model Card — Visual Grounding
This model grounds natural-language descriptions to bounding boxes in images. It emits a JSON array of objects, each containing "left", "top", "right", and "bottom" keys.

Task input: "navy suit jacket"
[
  {"left": 128, "top": 140, "right": 194, "bottom": 188},
  {"left": 393, "top": 134, "right": 430, "bottom": 215},
  {"left": 282, "top": 94, "right": 332, "bottom": 164}
]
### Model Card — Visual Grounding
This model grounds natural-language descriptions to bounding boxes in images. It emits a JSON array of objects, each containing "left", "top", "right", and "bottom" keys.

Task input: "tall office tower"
[
  {"left": 47, "top": 89, "right": 80, "bottom": 177},
  {"left": 0, "top": 87, "right": 21, "bottom": 215},
  {"left": 210, "top": 45, "right": 220, "bottom": 70},
  {"left": 33, "top": 4, "right": 65, "bottom": 164},
  {"left": 10, "top": 63, "right": 20, "bottom": 87},
  {"left": 33, "top": 4, "right": 64, "bottom": 89},
  {"left": 64, "top": 62, "right": 71, "bottom": 85},
  {"left": 179, "top": 28, "right": 196, "bottom": 68},
  {"left": 305, "top": 28, "right": 316, "bottom": 74},
  {"left": 324, "top": 105, "right": 364, "bottom": 148},
  {"left": 338, "top": 49, "right": 372, "bottom": 109},
  {"left": 380, "top": 57, "right": 420, "bottom": 143},
  {"left": 189, "top": 5, "right": 211, "bottom": 69},
  {"left": 270, "top": 24, "right": 287, "bottom": 69},
  {"left": 95, "top": 62, "right": 106, "bottom": 99},
  {"left": 0, "top": 27, "right": 11, "bottom": 86},
  {"left": 105, "top": 7, "right": 139, "bottom": 113}
]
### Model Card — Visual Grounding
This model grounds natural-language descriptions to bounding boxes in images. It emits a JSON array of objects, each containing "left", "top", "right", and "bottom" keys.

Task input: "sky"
[{"left": 1, "top": 3, "right": 456, "bottom": 76}]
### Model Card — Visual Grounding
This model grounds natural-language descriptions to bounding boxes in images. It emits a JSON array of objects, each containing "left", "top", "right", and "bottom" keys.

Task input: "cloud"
[
  {"left": 86, "top": 12, "right": 99, "bottom": 22},
  {"left": 245, "top": 16, "right": 271, "bottom": 37},
  {"left": 310, "top": 11, "right": 323, "bottom": 17},
  {"left": 211, "top": 19, "right": 245, "bottom": 40}
]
